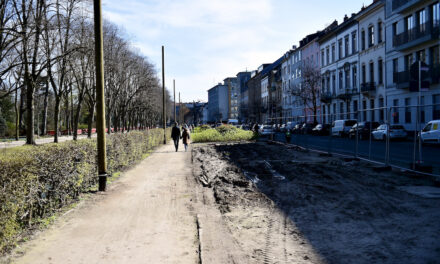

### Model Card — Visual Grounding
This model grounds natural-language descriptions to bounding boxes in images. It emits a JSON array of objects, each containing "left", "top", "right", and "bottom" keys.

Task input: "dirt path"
[{"left": 11, "top": 143, "right": 199, "bottom": 264}]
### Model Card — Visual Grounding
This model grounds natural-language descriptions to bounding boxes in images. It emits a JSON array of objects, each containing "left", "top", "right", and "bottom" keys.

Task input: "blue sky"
[{"left": 102, "top": 0, "right": 371, "bottom": 102}]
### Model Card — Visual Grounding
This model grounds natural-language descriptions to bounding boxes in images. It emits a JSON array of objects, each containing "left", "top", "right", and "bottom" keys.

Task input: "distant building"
[
  {"left": 281, "top": 46, "right": 303, "bottom": 122},
  {"left": 208, "top": 83, "right": 229, "bottom": 122},
  {"left": 247, "top": 64, "right": 271, "bottom": 123},
  {"left": 236, "top": 71, "right": 252, "bottom": 123},
  {"left": 224, "top": 77, "right": 239, "bottom": 120}
]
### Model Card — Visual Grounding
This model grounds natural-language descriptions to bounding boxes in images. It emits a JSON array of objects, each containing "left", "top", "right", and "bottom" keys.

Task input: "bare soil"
[{"left": 192, "top": 142, "right": 440, "bottom": 264}]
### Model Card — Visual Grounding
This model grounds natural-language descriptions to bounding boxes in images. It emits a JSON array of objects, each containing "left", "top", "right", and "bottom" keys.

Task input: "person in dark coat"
[
  {"left": 171, "top": 123, "right": 181, "bottom": 152},
  {"left": 181, "top": 127, "right": 191, "bottom": 152}
]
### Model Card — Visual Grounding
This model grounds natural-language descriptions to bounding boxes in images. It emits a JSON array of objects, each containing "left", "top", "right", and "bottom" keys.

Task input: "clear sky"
[{"left": 102, "top": 0, "right": 371, "bottom": 102}]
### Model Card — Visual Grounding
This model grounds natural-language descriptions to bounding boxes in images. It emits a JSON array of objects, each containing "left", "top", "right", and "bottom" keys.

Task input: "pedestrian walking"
[
  {"left": 181, "top": 127, "right": 191, "bottom": 152},
  {"left": 171, "top": 123, "right": 181, "bottom": 152}
]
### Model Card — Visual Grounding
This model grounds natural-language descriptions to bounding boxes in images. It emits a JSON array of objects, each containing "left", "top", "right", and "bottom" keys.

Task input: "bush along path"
[
  {"left": 192, "top": 124, "right": 256, "bottom": 143},
  {"left": 0, "top": 129, "right": 170, "bottom": 254}
]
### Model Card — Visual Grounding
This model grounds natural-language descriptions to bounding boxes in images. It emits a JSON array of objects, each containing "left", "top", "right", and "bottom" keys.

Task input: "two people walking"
[{"left": 171, "top": 123, "right": 191, "bottom": 152}]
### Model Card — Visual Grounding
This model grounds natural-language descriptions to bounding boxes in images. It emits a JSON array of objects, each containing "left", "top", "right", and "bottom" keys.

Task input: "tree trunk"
[
  {"left": 41, "top": 80, "right": 49, "bottom": 135},
  {"left": 73, "top": 92, "right": 84, "bottom": 140},
  {"left": 25, "top": 77, "right": 35, "bottom": 145},
  {"left": 15, "top": 88, "right": 19, "bottom": 140},
  {"left": 54, "top": 97, "right": 61, "bottom": 143},
  {"left": 87, "top": 104, "right": 95, "bottom": 138}
]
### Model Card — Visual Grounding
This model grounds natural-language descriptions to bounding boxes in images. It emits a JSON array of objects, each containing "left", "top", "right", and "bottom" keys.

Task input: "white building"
[
  {"left": 385, "top": 0, "right": 440, "bottom": 131},
  {"left": 261, "top": 76, "right": 269, "bottom": 123},
  {"left": 356, "top": 0, "right": 386, "bottom": 123},
  {"left": 319, "top": 14, "right": 360, "bottom": 123},
  {"left": 281, "top": 47, "right": 303, "bottom": 122}
]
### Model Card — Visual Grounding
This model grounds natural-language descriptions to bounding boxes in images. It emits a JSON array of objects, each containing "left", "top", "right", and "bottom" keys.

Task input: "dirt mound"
[{"left": 192, "top": 142, "right": 440, "bottom": 264}]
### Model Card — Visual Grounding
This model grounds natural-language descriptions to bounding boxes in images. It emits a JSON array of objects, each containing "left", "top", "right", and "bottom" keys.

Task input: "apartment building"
[
  {"left": 207, "top": 83, "right": 229, "bottom": 122},
  {"left": 236, "top": 71, "right": 252, "bottom": 123},
  {"left": 224, "top": 77, "right": 239, "bottom": 120},
  {"left": 385, "top": 0, "right": 440, "bottom": 131},
  {"left": 281, "top": 47, "right": 303, "bottom": 122}
]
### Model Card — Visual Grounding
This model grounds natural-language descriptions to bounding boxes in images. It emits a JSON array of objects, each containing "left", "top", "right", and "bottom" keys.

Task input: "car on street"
[
  {"left": 292, "top": 123, "right": 303, "bottom": 134},
  {"left": 372, "top": 124, "right": 407, "bottom": 141},
  {"left": 286, "top": 121, "right": 297, "bottom": 132},
  {"left": 348, "top": 121, "right": 380, "bottom": 140},
  {"left": 331, "top": 119, "right": 357, "bottom": 137},
  {"left": 259, "top": 125, "right": 275, "bottom": 136},
  {"left": 421, "top": 120, "right": 440, "bottom": 144},
  {"left": 301, "top": 123, "right": 316, "bottom": 134},
  {"left": 312, "top": 124, "right": 331, "bottom": 136}
]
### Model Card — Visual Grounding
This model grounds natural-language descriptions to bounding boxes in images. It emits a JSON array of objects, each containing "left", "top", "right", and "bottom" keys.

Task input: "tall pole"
[
  {"left": 179, "top": 92, "right": 181, "bottom": 124},
  {"left": 162, "top": 46, "right": 166, "bottom": 144},
  {"left": 173, "top": 79, "right": 176, "bottom": 123},
  {"left": 93, "top": 0, "right": 107, "bottom": 192}
]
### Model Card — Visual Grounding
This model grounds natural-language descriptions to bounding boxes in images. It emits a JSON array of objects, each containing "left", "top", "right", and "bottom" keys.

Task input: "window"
[
  {"left": 326, "top": 46, "right": 330, "bottom": 65},
  {"left": 379, "top": 97, "right": 384, "bottom": 122},
  {"left": 344, "top": 35, "right": 349, "bottom": 56},
  {"left": 432, "top": 2, "right": 440, "bottom": 26},
  {"left": 417, "top": 9, "right": 426, "bottom": 32},
  {"left": 338, "top": 39, "right": 343, "bottom": 59},
  {"left": 405, "top": 98, "right": 411, "bottom": 123},
  {"left": 332, "top": 74, "right": 336, "bottom": 93},
  {"left": 405, "top": 54, "right": 413, "bottom": 71},
  {"left": 362, "top": 100, "right": 367, "bottom": 121},
  {"left": 392, "top": 22, "right": 397, "bottom": 37},
  {"left": 369, "top": 61, "right": 374, "bottom": 83},
  {"left": 321, "top": 50, "right": 324, "bottom": 66},
  {"left": 378, "top": 59, "right": 383, "bottom": 85},
  {"left": 345, "top": 68, "right": 350, "bottom": 89},
  {"left": 353, "top": 100, "right": 358, "bottom": 119},
  {"left": 340, "top": 102, "right": 344, "bottom": 120},
  {"left": 352, "top": 31, "right": 357, "bottom": 54},
  {"left": 352, "top": 66, "right": 357, "bottom": 89},
  {"left": 393, "top": 99, "right": 399, "bottom": 124},
  {"left": 362, "top": 64, "right": 366, "bottom": 84},
  {"left": 331, "top": 44, "right": 336, "bottom": 63},
  {"left": 361, "top": 30, "right": 366, "bottom": 50},
  {"left": 378, "top": 22, "right": 383, "bottom": 43},
  {"left": 417, "top": 49, "right": 426, "bottom": 63},
  {"left": 339, "top": 71, "right": 343, "bottom": 89},
  {"left": 393, "top": 58, "right": 398, "bottom": 83},
  {"left": 434, "top": 94, "right": 440, "bottom": 120},
  {"left": 405, "top": 15, "right": 414, "bottom": 31},
  {"left": 420, "top": 96, "right": 425, "bottom": 123},
  {"left": 368, "top": 25, "right": 375, "bottom": 47},
  {"left": 370, "top": 99, "right": 375, "bottom": 121},
  {"left": 429, "top": 45, "right": 440, "bottom": 65}
]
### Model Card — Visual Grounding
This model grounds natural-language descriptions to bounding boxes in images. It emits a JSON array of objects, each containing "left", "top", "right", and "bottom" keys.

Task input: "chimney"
[
  {"left": 292, "top": 45, "right": 297, "bottom": 50},
  {"left": 344, "top": 14, "right": 348, "bottom": 21}
]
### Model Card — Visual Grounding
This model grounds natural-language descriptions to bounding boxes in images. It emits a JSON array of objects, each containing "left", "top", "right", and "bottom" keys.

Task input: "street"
[{"left": 273, "top": 133, "right": 440, "bottom": 175}]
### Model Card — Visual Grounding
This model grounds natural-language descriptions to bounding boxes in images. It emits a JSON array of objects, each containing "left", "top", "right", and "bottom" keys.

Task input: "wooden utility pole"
[
  {"left": 179, "top": 92, "right": 181, "bottom": 124},
  {"left": 173, "top": 79, "right": 176, "bottom": 123},
  {"left": 93, "top": 0, "right": 107, "bottom": 192},
  {"left": 162, "top": 46, "right": 166, "bottom": 144}
]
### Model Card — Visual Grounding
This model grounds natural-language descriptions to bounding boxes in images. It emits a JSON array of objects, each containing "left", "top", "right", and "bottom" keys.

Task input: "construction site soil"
[{"left": 192, "top": 142, "right": 440, "bottom": 264}]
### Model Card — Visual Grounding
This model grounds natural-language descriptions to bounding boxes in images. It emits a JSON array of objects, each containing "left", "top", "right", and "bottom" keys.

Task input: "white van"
[
  {"left": 421, "top": 120, "right": 440, "bottom": 144},
  {"left": 331, "top": 119, "right": 357, "bottom": 137}
]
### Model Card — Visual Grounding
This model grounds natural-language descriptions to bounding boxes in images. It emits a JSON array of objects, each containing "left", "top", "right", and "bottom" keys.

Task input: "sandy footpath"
[{"left": 8, "top": 143, "right": 199, "bottom": 264}]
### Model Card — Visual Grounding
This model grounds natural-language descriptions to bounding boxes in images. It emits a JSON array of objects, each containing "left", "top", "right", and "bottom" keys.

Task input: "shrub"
[
  {"left": 192, "top": 126, "right": 254, "bottom": 143},
  {"left": 0, "top": 128, "right": 170, "bottom": 253},
  {"left": 193, "top": 124, "right": 211, "bottom": 133}
]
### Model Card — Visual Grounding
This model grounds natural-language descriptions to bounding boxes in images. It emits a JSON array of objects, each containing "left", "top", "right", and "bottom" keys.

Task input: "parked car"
[
  {"left": 259, "top": 125, "right": 275, "bottom": 136},
  {"left": 292, "top": 123, "right": 303, "bottom": 134},
  {"left": 372, "top": 124, "right": 407, "bottom": 141},
  {"left": 312, "top": 124, "right": 331, "bottom": 136},
  {"left": 348, "top": 121, "right": 380, "bottom": 140},
  {"left": 301, "top": 123, "right": 316, "bottom": 134},
  {"left": 331, "top": 119, "right": 357, "bottom": 137},
  {"left": 280, "top": 124, "right": 287, "bottom": 132},
  {"left": 286, "top": 121, "right": 297, "bottom": 132},
  {"left": 420, "top": 120, "right": 440, "bottom": 144}
]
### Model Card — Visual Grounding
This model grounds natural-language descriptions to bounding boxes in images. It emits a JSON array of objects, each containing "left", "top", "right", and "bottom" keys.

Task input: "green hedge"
[
  {"left": 0, "top": 129, "right": 169, "bottom": 253},
  {"left": 192, "top": 125, "right": 255, "bottom": 143}
]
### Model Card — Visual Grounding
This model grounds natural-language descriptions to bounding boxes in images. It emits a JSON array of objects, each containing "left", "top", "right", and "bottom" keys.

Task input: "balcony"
[
  {"left": 392, "top": 0, "right": 423, "bottom": 13},
  {"left": 337, "top": 88, "right": 357, "bottom": 100},
  {"left": 361, "top": 82, "right": 376, "bottom": 93},
  {"left": 393, "top": 22, "right": 439, "bottom": 51},
  {"left": 320, "top": 91, "right": 334, "bottom": 103},
  {"left": 394, "top": 71, "right": 410, "bottom": 89}
]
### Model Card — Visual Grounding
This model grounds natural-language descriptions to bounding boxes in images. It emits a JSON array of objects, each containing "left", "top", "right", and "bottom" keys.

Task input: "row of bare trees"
[{"left": 0, "top": 0, "right": 170, "bottom": 144}]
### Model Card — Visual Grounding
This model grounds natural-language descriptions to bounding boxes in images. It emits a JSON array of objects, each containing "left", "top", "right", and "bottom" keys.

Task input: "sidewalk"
[{"left": 12, "top": 143, "right": 199, "bottom": 264}]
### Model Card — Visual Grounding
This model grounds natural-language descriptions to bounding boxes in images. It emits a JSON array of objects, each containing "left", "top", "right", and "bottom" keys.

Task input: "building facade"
[
  {"left": 207, "top": 83, "right": 229, "bottom": 122},
  {"left": 385, "top": 0, "right": 440, "bottom": 131},
  {"left": 224, "top": 77, "right": 239, "bottom": 120},
  {"left": 236, "top": 71, "right": 252, "bottom": 123}
]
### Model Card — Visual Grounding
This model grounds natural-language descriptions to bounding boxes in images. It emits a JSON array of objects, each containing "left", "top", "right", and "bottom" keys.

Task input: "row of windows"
[
  {"left": 392, "top": 45, "right": 440, "bottom": 81},
  {"left": 392, "top": 3, "right": 439, "bottom": 37}
]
